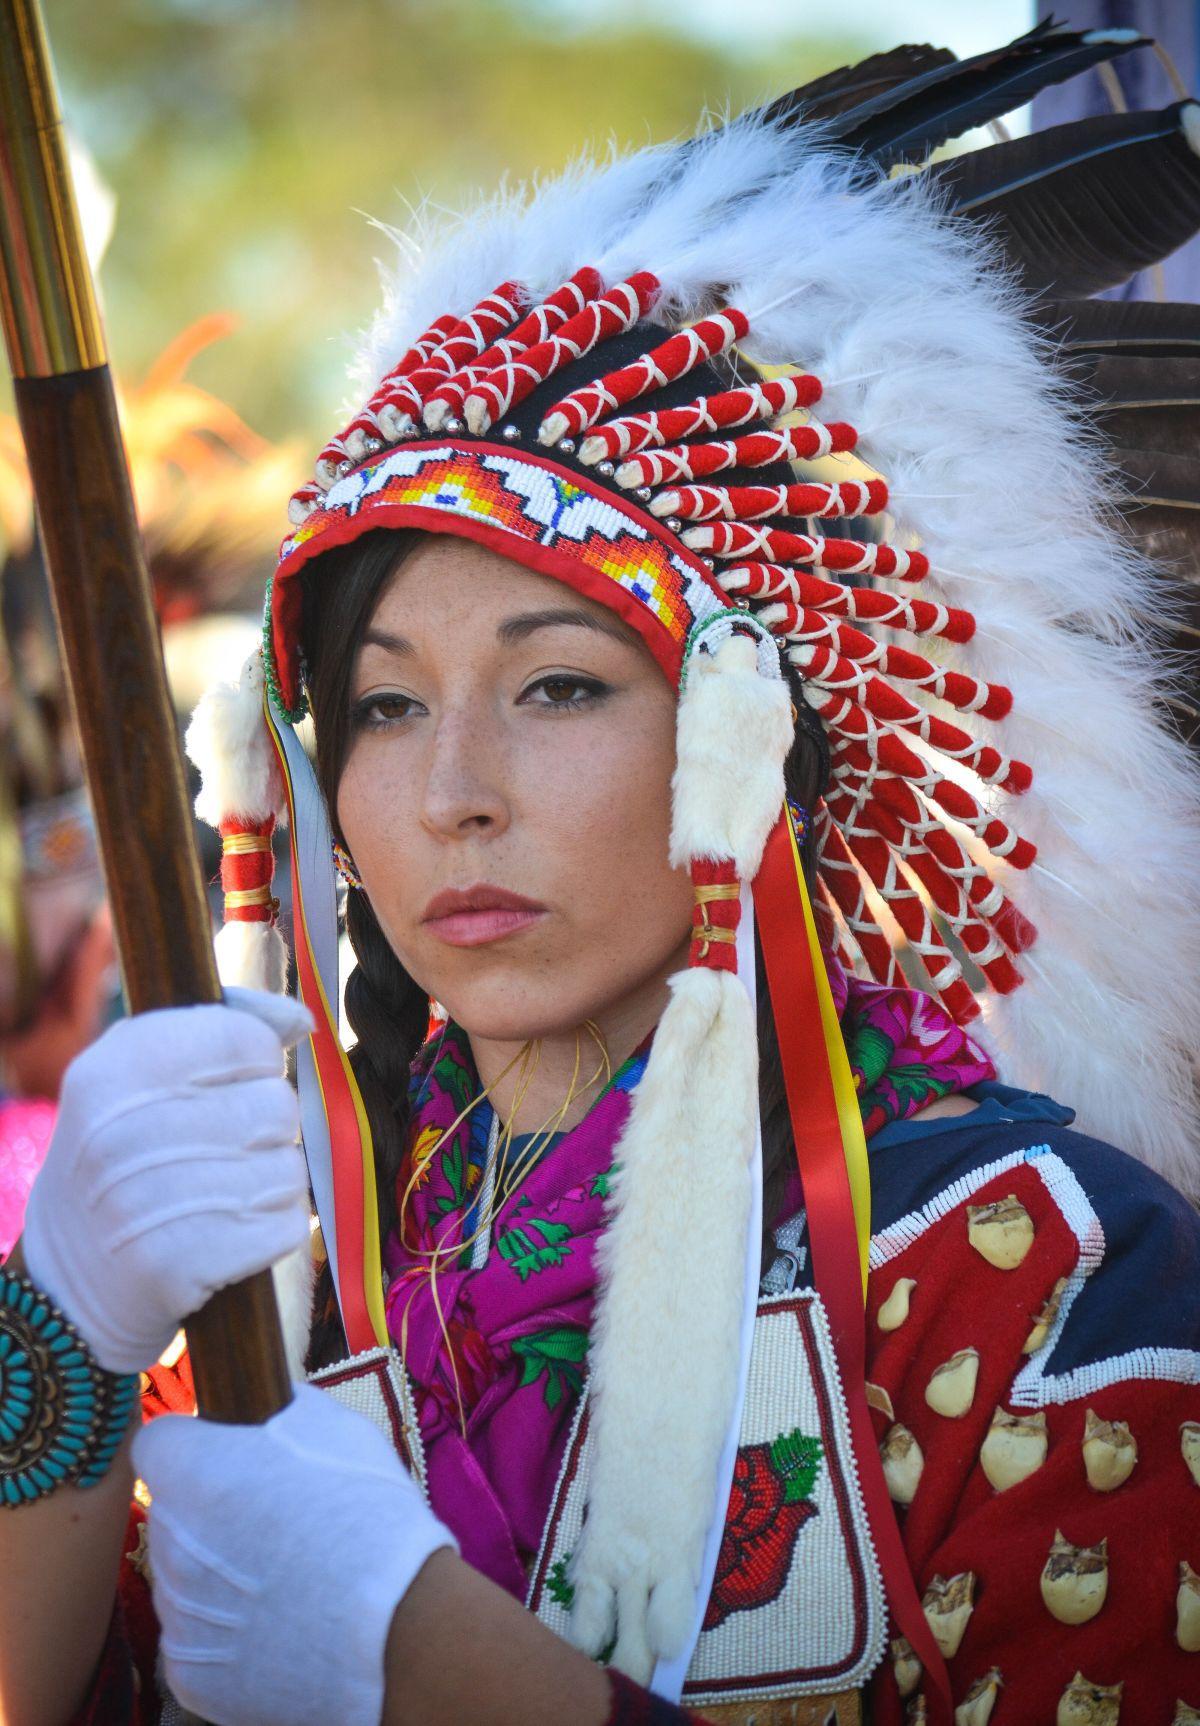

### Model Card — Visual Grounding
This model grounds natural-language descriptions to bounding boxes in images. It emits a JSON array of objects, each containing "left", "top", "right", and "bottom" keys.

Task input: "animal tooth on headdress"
[
  {"left": 668, "top": 481, "right": 890, "bottom": 527},
  {"left": 1041, "top": 1530, "right": 1108, "bottom": 1625},
  {"left": 881, "top": 1421, "right": 925, "bottom": 1505},
  {"left": 1081, "top": 1408, "right": 1137, "bottom": 1493},
  {"left": 922, "top": 1570, "right": 976, "bottom": 1659},
  {"left": 578, "top": 373, "right": 825, "bottom": 463},
  {"left": 615, "top": 418, "right": 858, "bottom": 488},
  {"left": 462, "top": 270, "right": 660, "bottom": 433},
  {"left": 538, "top": 307, "right": 749, "bottom": 446},
  {"left": 980, "top": 1407, "right": 1048, "bottom": 1492},
  {"left": 891, "top": 1635, "right": 923, "bottom": 1699}
]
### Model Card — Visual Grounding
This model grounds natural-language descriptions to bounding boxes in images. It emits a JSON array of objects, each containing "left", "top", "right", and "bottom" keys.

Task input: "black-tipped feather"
[
  {"left": 1098, "top": 409, "right": 1200, "bottom": 461},
  {"left": 1121, "top": 492, "right": 1200, "bottom": 612},
  {"left": 823, "top": 21, "right": 1146, "bottom": 168},
  {"left": 932, "top": 103, "right": 1200, "bottom": 298},
  {"left": 1030, "top": 298, "right": 1200, "bottom": 356},
  {"left": 760, "top": 44, "right": 955, "bottom": 127},
  {"left": 1109, "top": 448, "right": 1200, "bottom": 514},
  {"left": 1078, "top": 356, "right": 1200, "bottom": 407}
]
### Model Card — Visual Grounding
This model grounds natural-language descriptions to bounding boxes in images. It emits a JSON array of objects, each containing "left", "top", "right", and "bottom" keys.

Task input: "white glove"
[
  {"left": 133, "top": 1381, "right": 457, "bottom": 1726},
  {"left": 23, "top": 987, "right": 312, "bottom": 1374}
]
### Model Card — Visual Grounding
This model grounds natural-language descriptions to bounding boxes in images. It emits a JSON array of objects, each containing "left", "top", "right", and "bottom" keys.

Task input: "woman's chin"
[
  {"left": 439, "top": 996, "right": 594, "bottom": 1047},
  {"left": 430, "top": 969, "right": 610, "bottom": 1048}
]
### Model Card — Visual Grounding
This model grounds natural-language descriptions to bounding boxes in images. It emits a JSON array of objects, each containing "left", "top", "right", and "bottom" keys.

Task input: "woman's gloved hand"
[
  {"left": 22, "top": 987, "right": 313, "bottom": 1373},
  {"left": 133, "top": 1381, "right": 457, "bottom": 1726}
]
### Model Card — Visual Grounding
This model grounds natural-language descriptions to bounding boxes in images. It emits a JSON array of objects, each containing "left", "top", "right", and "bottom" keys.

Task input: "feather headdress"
[{"left": 187, "top": 23, "right": 1200, "bottom": 1717}]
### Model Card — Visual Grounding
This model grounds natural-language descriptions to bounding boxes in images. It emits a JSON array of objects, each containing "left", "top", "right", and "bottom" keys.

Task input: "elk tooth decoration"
[
  {"left": 1172, "top": 1702, "right": 1200, "bottom": 1724},
  {"left": 1023, "top": 1276, "right": 1068, "bottom": 1354},
  {"left": 980, "top": 1406, "right": 1048, "bottom": 1492},
  {"left": 881, "top": 1423, "right": 924, "bottom": 1506},
  {"left": 1057, "top": 1674, "right": 1123, "bottom": 1726},
  {"left": 1082, "top": 1409, "right": 1137, "bottom": 1493},
  {"left": 1178, "top": 1561, "right": 1200, "bottom": 1653},
  {"left": 878, "top": 1277, "right": 917, "bottom": 1332},
  {"left": 1041, "top": 1530, "right": 1109, "bottom": 1625},
  {"left": 1182, "top": 1421, "right": 1200, "bottom": 1488},
  {"left": 866, "top": 1382, "right": 895, "bottom": 1420},
  {"left": 922, "top": 1571, "right": 976, "bottom": 1659},
  {"left": 955, "top": 1668, "right": 1002, "bottom": 1726},
  {"left": 967, "top": 1194, "right": 1034, "bottom": 1269},
  {"left": 926, "top": 1347, "right": 980, "bottom": 1418},
  {"left": 891, "top": 1635, "right": 922, "bottom": 1700}
]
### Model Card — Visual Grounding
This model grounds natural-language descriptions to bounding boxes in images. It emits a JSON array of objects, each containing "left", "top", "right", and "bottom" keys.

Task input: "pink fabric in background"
[{"left": 0, "top": 1096, "right": 55, "bottom": 1259}]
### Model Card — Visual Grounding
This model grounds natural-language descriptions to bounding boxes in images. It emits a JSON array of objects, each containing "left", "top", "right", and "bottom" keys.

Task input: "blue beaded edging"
[{"left": 0, "top": 1269, "right": 139, "bottom": 1505}]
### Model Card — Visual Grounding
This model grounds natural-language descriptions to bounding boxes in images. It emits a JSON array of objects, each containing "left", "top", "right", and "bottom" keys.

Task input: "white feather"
[{"left": 349, "top": 118, "right": 1200, "bottom": 1197}]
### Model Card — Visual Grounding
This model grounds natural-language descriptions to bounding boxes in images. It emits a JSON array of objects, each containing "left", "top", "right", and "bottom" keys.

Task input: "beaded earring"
[{"left": 332, "top": 840, "right": 364, "bottom": 890}]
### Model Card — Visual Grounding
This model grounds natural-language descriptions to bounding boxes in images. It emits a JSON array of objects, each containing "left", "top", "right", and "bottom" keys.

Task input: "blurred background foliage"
[{"left": 48, "top": 0, "right": 872, "bottom": 446}]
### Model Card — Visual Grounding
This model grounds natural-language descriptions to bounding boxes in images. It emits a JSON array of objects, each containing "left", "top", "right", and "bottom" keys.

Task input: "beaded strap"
[{"left": 0, "top": 1267, "right": 139, "bottom": 1505}]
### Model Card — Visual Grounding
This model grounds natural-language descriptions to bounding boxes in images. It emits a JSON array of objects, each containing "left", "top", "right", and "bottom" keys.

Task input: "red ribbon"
[{"left": 754, "top": 813, "right": 952, "bottom": 1723}]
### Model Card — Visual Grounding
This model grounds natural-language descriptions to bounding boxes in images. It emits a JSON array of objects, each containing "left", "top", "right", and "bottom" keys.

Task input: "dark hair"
[{"left": 299, "top": 529, "right": 827, "bottom": 1361}]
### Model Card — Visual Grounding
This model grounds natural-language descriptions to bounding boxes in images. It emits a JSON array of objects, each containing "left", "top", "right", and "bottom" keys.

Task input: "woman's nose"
[{"left": 419, "top": 708, "right": 509, "bottom": 839}]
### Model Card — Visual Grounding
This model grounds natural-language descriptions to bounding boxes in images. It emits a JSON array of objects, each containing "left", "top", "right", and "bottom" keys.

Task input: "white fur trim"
[
  {"left": 272, "top": 1240, "right": 316, "bottom": 1381},
  {"left": 569, "top": 966, "right": 757, "bottom": 1682},
  {"left": 670, "top": 632, "right": 792, "bottom": 878},
  {"left": 213, "top": 919, "right": 288, "bottom": 995},
  {"left": 186, "top": 651, "right": 286, "bottom": 829}
]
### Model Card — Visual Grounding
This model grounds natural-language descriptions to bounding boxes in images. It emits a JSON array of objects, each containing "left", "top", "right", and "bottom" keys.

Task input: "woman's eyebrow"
[
  {"left": 359, "top": 607, "right": 630, "bottom": 659},
  {"left": 361, "top": 627, "right": 415, "bottom": 658},
  {"left": 497, "top": 607, "right": 631, "bottom": 647}
]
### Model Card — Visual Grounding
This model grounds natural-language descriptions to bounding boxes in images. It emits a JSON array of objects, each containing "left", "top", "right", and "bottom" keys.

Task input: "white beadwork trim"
[
  {"left": 527, "top": 1295, "right": 887, "bottom": 1703},
  {"left": 309, "top": 1345, "right": 430, "bottom": 1499},
  {"left": 869, "top": 1148, "right": 1200, "bottom": 1406}
]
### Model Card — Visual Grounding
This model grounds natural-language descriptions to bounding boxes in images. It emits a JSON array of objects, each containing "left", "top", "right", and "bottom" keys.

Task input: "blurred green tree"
[{"left": 47, "top": 0, "right": 865, "bottom": 443}]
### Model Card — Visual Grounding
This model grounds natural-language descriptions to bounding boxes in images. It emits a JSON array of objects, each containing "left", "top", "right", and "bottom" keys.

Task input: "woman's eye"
[
  {"left": 520, "top": 675, "right": 609, "bottom": 711},
  {"left": 352, "top": 692, "right": 421, "bottom": 730}
]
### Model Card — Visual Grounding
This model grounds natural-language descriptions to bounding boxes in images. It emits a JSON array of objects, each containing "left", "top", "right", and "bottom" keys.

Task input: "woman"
[{"left": 4, "top": 31, "right": 1200, "bottom": 1726}]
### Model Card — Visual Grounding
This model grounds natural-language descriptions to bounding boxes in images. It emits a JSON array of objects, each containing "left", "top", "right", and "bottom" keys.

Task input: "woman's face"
[{"left": 337, "top": 536, "right": 694, "bottom": 1044}]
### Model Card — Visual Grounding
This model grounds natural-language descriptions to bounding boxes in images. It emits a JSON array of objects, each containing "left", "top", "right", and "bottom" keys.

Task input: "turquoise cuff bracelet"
[{"left": 0, "top": 1267, "right": 139, "bottom": 1506}]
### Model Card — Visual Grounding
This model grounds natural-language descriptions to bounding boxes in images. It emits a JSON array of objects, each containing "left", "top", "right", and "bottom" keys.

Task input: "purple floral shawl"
[{"left": 383, "top": 969, "right": 992, "bottom": 1595}]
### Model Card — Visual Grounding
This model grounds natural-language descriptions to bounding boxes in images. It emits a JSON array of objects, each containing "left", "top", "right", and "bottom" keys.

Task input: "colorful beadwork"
[
  {"left": 270, "top": 443, "right": 725, "bottom": 714},
  {"left": 0, "top": 1268, "right": 138, "bottom": 1505},
  {"left": 332, "top": 839, "right": 363, "bottom": 890},
  {"left": 787, "top": 798, "right": 808, "bottom": 847}
]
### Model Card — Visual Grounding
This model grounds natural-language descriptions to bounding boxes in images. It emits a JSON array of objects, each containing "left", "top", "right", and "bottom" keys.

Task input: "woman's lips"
[{"left": 421, "top": 885, "right": 547, "bottom": 949}]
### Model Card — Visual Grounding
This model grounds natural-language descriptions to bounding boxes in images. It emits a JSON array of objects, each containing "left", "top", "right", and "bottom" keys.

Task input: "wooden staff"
[{"left": 0, "top": 0, "right": 291, "bottom": 1422}]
